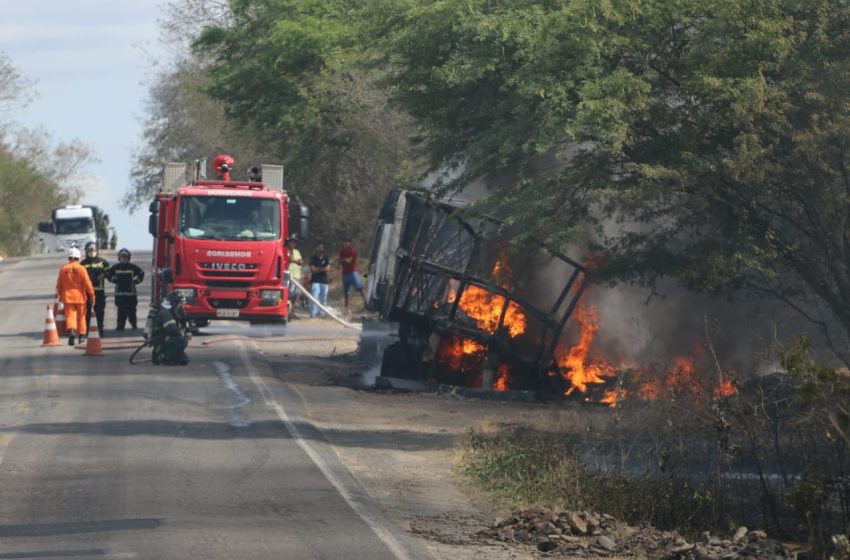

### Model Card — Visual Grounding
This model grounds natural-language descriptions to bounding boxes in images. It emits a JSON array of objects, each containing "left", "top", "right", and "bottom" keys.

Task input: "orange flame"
[
  {"left": 459, "top": 286, "right": 527, "bottom": 337},
  {"left": 434, "top": 260, "right": 529, "bottom": 389},
  {"left": 713, "top": 372, "right": 737, "bottom": 398},
  {"left": 437, "top": 336, "right": 485, "bottom": 372},
  {"left": 493, "top": 364, "right": 510, "bottom": 391},
  {"left": 557, "top": 304, "right": 617, "bottom": 395},
  {"left": 558, "top": 299, "right": 737, "bottom": 406}
]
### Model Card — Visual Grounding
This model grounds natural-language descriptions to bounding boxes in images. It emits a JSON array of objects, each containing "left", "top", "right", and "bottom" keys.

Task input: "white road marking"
[
  {"left": 236, "top": 343, "right": 416, "bottom": 560},
  {"left": 213, "top": 361, "right": 252, "bottom": 428}
]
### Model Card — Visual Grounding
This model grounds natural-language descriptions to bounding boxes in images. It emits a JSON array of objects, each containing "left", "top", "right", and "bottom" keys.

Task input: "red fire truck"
[{"left": 147, "top": 155, "right": 308, "bottom": 328}]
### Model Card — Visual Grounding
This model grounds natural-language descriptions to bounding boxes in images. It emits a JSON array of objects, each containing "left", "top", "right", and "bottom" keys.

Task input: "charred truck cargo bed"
[{"left": 363, "top": 190, "right": 586, "bottom": 395}]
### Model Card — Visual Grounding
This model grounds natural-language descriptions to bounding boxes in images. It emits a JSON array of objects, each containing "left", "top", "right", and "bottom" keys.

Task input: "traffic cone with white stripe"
[
  {"left": 84, "top": 316, "right": 104, "bottom": 356},
  {"left": 54, "top": 301, "right": 67, "bottom": 336},
  {"left": 41, "top": 304, "right": 61, "bottom": 347}
]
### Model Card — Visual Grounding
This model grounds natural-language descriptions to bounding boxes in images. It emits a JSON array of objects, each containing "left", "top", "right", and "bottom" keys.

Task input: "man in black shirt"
[
  {"left": 309, "top": 243, "right": 331, "bottom": 318},
  {"left": 80, "top": 241, "right": 110, "bottom": 336},
  {"left": 106, "top": 248, "right": 145, "bottom": 331}
]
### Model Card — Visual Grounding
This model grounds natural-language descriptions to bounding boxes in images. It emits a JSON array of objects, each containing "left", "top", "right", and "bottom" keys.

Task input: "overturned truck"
[{"left": 364, "top": 190, "right": 586, "bottom": 395}]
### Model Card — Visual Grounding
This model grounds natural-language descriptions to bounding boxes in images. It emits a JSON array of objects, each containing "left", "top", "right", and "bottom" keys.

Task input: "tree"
[
  {"left": 370, "top": 0, "right": 850, "bottom": 359},
  {"left": 0, "top": 145, "right": 67, "bottom": 256},
  {"left": 128, "top": 0, "right": 421, "bottom": 248},
  {"left": 125, "top": 56, "right": 271, "bottom": 211},
  {"left": 0, "top": 51, "right": 36, "bottom": 125},
  {"left": 0, "top": 53, "right": 95, "bottom": 256}
]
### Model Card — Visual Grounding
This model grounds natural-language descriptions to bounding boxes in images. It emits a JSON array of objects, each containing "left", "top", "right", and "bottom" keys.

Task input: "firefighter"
[
  {"left": 106, "top": 248, "right": 145, "bottom": 331},
  {"left": 80, "top": 241, "right": 110, "bottom": 336},
  {"left": 55, "top": 247, "right": 95, "bottom": 346},
  {"left": 151, "top": 291, "right": 190, "bottom": 365}
]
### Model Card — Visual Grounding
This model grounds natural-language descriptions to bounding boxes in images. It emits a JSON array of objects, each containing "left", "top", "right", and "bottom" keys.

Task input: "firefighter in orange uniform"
[{"left": 56, "top": 247, "right": 96, "bottom": 346}]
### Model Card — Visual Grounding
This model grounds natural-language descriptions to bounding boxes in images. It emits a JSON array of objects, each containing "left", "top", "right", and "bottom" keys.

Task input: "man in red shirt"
[{"left": 338, "top": 237, "right": 365, "bottom": 313}]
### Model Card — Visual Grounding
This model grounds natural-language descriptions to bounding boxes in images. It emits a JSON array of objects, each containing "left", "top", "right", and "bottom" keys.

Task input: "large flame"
[
  {"left": 557, "top": 304, "right": 616, "bottom": 395},
  {"left": 459, "top": 287, "right": 527, "bottom": 337},
  {"left": 434, "top": 257, "right": 738, "bottom": 403},
  {"left": 434, "top": 260, "right": 528, "bottom": 390},
  {"left": 557, "top": 299, "right": 737, "bottom": 406}
]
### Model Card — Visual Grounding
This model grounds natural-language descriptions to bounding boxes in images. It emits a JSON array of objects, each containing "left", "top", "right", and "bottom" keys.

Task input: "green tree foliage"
[
  {"left": 0, "top": 53, "right": 92, "bottom": 257},
  {"left": 127, "top": 0, "right": 420, "bottom": 249},
  {"left": 0, "top": 146, "right": 67, "bottom": 256},
  {"left": 125, "top": 56, "right": 270, "bottom": 211},
  {"left": 370, "top": 0, "right": 850, "bottom": 352},
  {"left": 190, "top": 0, "right": 422, "bottom": 247}
]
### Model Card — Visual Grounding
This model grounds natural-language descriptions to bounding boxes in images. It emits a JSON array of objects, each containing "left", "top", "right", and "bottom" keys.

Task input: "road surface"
[{"left": 0, "top": 253, "right": 428, "bottom": 559}]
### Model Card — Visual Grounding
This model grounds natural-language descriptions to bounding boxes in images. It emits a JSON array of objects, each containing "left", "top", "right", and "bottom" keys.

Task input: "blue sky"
[{"left": 0, "top": 0, "right": 168, "bottom": 250}]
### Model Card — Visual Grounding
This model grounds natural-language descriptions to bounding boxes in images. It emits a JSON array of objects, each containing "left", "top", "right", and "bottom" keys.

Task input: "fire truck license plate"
[{"left": 216, "top": 309, "right": 240, "bottom": 318}]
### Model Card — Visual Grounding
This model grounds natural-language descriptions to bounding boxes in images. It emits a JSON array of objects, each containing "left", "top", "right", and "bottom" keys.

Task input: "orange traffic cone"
[
  {"left": 41, "top": 304, "right": 61, "bottom": 347},
  {"left": 54, "top": 301, "right": 67, "bottom": 336},
  {"left": 84, "top": 317, "right": 104, "bottom": 356}
]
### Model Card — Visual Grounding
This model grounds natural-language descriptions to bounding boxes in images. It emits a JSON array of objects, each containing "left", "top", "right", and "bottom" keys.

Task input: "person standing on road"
[
  {"left": 309, "top": 242, "right": 331, "bottom": 318},
  {"left": 55, "top": 247, "right": 95, "bottom": 346},
  {"left": 106, "top": 248, "right": 145, "bottom": 331},
  {"left": 287, "top": 239, "right": 304, "bottom": 319},
  {"left": 338, "top": 237, "right": 365, "bottom": 313},
  {"left": 80, "top": 241, "right": 110, "bottom": 336}
]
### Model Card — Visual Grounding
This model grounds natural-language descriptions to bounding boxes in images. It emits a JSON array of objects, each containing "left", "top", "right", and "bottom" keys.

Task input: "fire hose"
[
  {"left": 127, "top": 278, "right": 360, "bottom": 363},
  {"left": 289, "top": 278, "right": 362, "bottom": 331},
  {"left": 128, "top": 333, "right": 165, "bottom": 365}
]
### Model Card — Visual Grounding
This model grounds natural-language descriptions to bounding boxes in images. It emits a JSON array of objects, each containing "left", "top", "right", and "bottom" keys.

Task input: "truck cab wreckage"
[{"left": 363, "top": 190, "right": 587, "bottom": 397}]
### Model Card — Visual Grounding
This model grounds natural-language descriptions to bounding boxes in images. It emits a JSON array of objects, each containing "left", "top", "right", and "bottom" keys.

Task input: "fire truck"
[{"left": 147, "top": 155, "right": 309, "bottom": 327}]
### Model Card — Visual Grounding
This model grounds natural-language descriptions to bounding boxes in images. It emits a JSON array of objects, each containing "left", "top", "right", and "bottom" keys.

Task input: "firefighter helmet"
[
  {"left": 167, "top": 291, "right": 186, "bottom": 307},
  {"left": 118, "top": 248, "right": 131, "bottom": 259},
  {"left": 68, "top": 247, "right": 81, "bottom": 260}
]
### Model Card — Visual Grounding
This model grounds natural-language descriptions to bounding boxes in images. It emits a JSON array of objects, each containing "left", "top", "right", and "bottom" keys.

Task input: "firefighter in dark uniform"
[
  {"left": 106, "top": 248, "right": 145, "bottom": 331},
  {"left": 151, "top": 291, "right": 190, "bottom": 365},
  {"left": 80, "top": 241, "right": 110, "bottom": 336}
]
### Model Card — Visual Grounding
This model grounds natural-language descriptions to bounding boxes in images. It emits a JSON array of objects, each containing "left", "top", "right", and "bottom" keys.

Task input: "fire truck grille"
[
  {"left": 210, "top": 299, "right": 247, "bottom": 309},
  {"left": 201, "top": 271, "right": 255, "bottom": 278},
  {"left": 205, "top": 280, "right": 251, "bottom": 289}
]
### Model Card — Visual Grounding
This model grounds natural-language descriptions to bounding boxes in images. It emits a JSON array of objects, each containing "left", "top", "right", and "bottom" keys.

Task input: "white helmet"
[{"left": 68, "top": 247, "right": 81, "bottom": 260}]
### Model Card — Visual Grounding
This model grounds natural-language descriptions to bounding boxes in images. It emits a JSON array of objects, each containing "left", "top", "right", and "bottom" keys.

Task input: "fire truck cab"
[{"left": 147, "top": 158, "right": 308, "bottom": 328}]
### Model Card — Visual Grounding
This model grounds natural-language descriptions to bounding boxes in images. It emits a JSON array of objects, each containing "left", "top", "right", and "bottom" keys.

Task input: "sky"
[{"left": 0, "top": 0, "right": 169, "bottom": 251}]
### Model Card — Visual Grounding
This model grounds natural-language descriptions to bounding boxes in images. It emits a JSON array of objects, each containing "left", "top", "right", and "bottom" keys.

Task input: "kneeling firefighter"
[{"left": 151, "top": 292, "right": 190, "bottom": 365}]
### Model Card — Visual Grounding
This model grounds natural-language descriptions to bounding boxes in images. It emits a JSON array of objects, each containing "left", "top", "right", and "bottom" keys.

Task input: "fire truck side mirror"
[
  {"left": 290, "top": 203, "right": 309, "bottom": 241},
  {"left": 148, "top": 201, "right": 159, "bottom": 236},
  {"left": 38, "top": 220, "right": 54, "bottom": 233},
  {"left": 148, "top": 213, "right": 158, "bottom": 237}
]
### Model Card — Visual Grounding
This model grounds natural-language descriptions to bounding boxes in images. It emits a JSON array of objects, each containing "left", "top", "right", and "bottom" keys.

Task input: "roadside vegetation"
[
  {"left": 457, "top": 336, "right": 850, "bottom": 556},
  {"left": 0, "top": 53, "right": 96, "bottom": 257}
]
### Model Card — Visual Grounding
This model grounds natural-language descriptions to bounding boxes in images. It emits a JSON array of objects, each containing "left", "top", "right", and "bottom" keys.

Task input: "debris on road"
[{"left": 481, "top": 507, "right": 794, "bottom": 559}]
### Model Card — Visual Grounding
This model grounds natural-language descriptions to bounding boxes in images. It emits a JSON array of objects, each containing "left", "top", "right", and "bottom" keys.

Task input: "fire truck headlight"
[
  {"left": 260, "top": 289, "right": 282, "bottom": 306},
  {"left": 173, "top": 288, "right": 197, "bottom": 304}
]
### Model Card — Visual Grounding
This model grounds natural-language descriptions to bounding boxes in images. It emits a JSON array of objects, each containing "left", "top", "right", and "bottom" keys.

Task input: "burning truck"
[
  {"left": 363, "top": 189, "right": 588, "bottom": 395},
  {"left": 362, "top": 190, "right": 739, "bottom": 404}
]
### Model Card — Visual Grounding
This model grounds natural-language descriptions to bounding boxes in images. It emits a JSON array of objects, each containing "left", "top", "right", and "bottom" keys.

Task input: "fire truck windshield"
[
  {"left": 178, "top": 195, "right": 281, "bottom": 241},
  {"left": 54, "top": 218, "right": 94, "bottom": 234}
]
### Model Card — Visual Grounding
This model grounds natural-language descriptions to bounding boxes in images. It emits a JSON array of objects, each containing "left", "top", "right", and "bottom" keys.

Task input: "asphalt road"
[{"left": 0, "top": 253, "right": 425, "bottom": 559}]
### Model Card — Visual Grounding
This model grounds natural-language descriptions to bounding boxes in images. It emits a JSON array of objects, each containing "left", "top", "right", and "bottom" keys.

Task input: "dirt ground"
[{"left": 252, "top": 317, "right": 586, "bottom": 560}]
